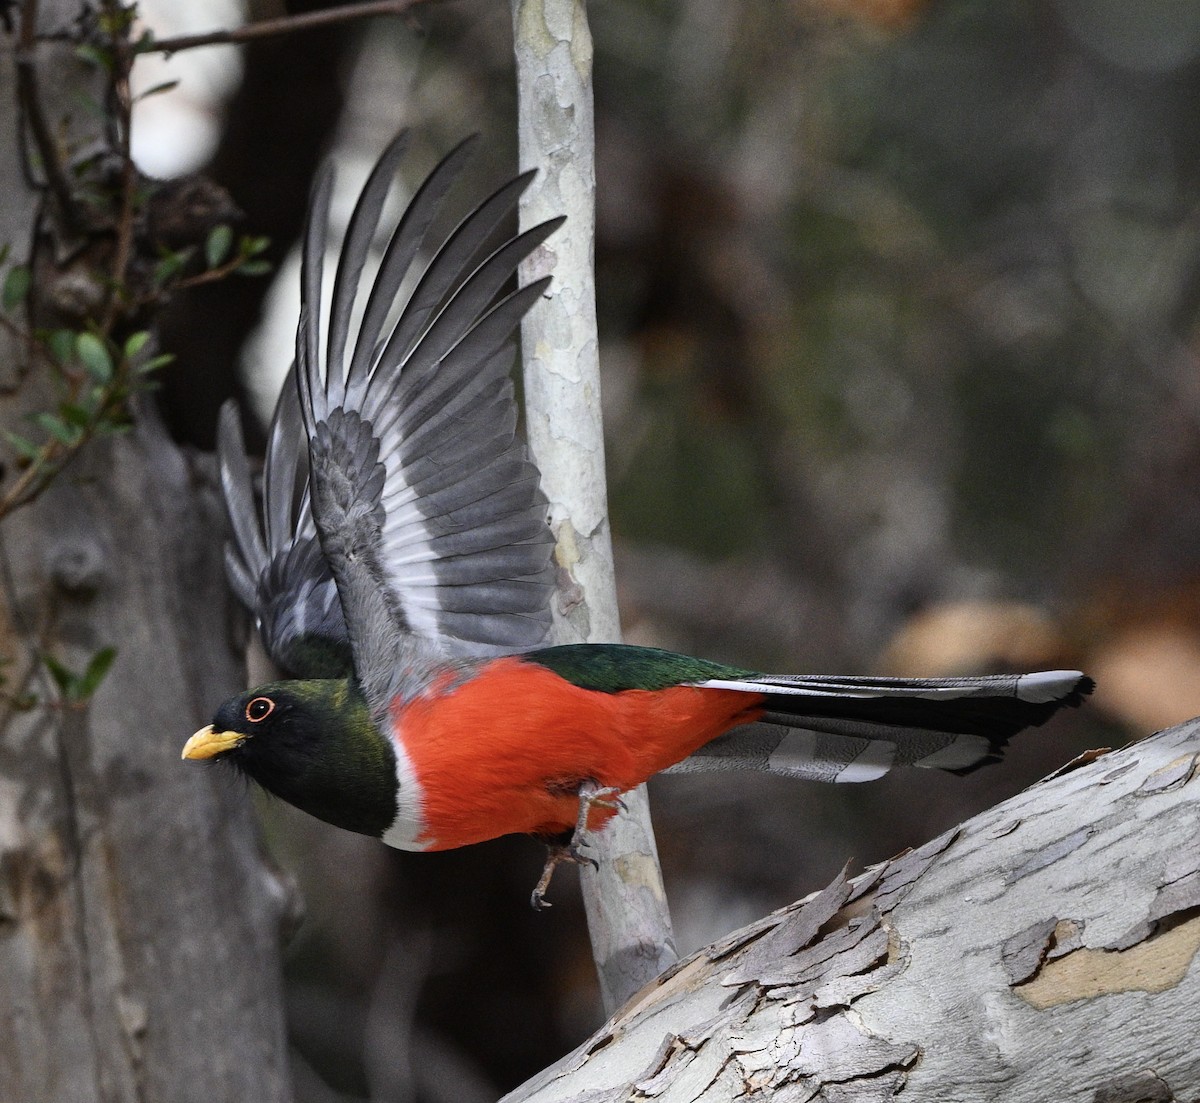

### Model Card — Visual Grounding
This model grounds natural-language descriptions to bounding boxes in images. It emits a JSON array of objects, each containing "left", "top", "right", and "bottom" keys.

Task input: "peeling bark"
[{"left": 503, "top": 719, "right": 1200, "bottom": 1102}]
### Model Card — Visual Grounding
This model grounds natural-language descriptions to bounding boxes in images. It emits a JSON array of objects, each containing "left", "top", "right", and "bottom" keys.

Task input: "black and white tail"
[{"left": 668, "top": 671, "right": 1094, "bottom": 783}]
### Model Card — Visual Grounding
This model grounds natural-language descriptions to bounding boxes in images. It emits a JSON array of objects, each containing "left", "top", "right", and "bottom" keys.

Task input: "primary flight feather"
[{"left": 184, "top": 134, "right": 1093, "bottom": 906}]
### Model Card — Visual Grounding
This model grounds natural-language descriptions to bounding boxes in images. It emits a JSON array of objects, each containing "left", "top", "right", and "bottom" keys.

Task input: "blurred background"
[{"left": 133, "top": 0, "right": 1200, "bottom": 1098}]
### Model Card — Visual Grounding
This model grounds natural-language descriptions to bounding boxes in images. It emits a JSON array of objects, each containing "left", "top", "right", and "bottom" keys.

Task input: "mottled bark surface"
[
  {"left": 512, "top": 0, "right": 678, "bottom": 1011},
  {"left": 0, "top": 414, "right": 293, "bottom": 1103},
  {"left": 0, "top": 10, "right": 292, "bottom": 1100},
  {"left": 504, "top": 719, "right": 1200, "bottom": 1102}
]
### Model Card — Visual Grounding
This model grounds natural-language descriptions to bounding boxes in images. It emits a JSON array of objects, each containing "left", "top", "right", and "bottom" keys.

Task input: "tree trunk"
[
  {"left": 503, "top": 718, "right": 1200, "bottom": 1101},
  {"left": 0, "top": 9, "right": 293, "bottom": 1101},
  {"left": 512, "top": 0, "right": 678, "bottom": 1012}
]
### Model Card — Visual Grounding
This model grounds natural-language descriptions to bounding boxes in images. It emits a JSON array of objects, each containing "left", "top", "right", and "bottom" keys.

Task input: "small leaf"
[
  {"left": 41, "top": 653, "right": 79, "bottom": 698},
  {"left": 3, "top": 265, "right": 30, "bottom": 310},
  {"left": 0, "top": 244, "right": 10, "bottom": 265},
  {"left": 206, "top": 224, "right": 234, "bottom": 269},
  {"left": 123, "top": 330, "right": 152, "bottom": 361},
  {"left": 78, "top": 647, "right": 117, "bottom": 698},
  {"left": 240, "top": 235, "right": 271, "bottom": 258},
  {"left": 34, "top": 412, "right": 82, "bottom": 446},
  {"left": 152, "top": 248, "right": 192, "bottom": 287},
  {"left": 138, "top": 353, "right": 175, "bottom": 374},
  {"left": 4, "top": 431, "right": 43, "bottom": 461},
  {"left": 74, "top": 43, "right": 112, "bottom": 72},
  {"left": 137, "top": 79, "right": 179, "bottom": 100},
  {"left": 76, "top": 332, "right": 114, "bottom": 383},
  {"left": 59, "top": 403, "right": 92, "bottom": 429},
  {"left": 236, "top": 260, "right": 272, "bottom": 277},
  {"left": 48, "top": 329, "right": 76, "bottom": 365}
]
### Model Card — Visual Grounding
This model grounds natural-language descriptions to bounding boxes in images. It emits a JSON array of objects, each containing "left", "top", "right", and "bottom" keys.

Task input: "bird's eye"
[{"left": 245, "top": 696, "right": 275, "bottom": 723}]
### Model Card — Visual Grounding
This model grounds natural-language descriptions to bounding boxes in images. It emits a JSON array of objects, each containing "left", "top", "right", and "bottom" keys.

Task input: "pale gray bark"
[
  {"left": 511, "top": 0, "right": 678, "bottom": 1012},
  {"left": 0, "top": 9, "right": 292, "bottom": 1101},
  {"left": 503, "top": 718, "right": 1200, "bottom": 1102}
]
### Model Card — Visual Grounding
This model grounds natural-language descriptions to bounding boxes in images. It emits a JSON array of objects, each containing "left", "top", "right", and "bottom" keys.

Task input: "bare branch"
[{"left": 148, "top": 0, "right": 441, "bottom": 55}]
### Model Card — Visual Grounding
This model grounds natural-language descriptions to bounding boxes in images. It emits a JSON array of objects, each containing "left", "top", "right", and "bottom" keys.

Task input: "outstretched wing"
[{"left": 218, "top": 133, "right": 560, "bottom": 685}]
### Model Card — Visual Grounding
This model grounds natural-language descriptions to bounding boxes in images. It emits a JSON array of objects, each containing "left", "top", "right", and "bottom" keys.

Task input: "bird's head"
[{"left": 182, "top": 680, "right": 400, "bottom": 838}]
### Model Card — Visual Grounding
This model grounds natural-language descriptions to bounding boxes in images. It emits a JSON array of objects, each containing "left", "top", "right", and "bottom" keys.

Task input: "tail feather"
[{"left": 676, "top": 671, "right": 1094, "bottom": 780}]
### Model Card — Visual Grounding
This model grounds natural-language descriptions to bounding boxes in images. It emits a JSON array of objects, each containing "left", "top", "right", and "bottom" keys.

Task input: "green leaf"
[
  {"left": 4, "top": 431, "right": 43, "bottom": 461},
  {"left": 123, "top": 330, "right": 152, "bottom": 361},
  {"left": 206, "top": 224, "right": 234, "bottom": 269},
  {"left": 240, "top": 235, "right": 271, "bottom": 258},
  {"left": 236, "top": 260, "right": 272, "bottom": 277},
  {"left": 152, "top": 248, "right": 192, "bottom": 287},
  {"left": 34, "top": 412, "right": 82, "bottom": 446},
  {"left": 59, "top": 403, "right": 92, "bottom": 429},
  {"left": 138, "top": 353, "right": 175, "bottom": 374},
  {"left": 74, "top": 43, "right": 113, "bottom": 72},
  {"left": 0, "top": 244, "right": 10, "bottom": 265},
  {"left": 3, "top": 265, "right": 30, "bottom": 310},
  {"left": 76, "top": 332, "right": 114, "bottom": 383},
  {"left": 41, "top": 653, "right": 78, "bottom": 698},
  {"left": 78, "top": 647, "right": 117, "bottom": 698},
  {"left": 48, "top": 329, "right": 76, "bottom": 365}
]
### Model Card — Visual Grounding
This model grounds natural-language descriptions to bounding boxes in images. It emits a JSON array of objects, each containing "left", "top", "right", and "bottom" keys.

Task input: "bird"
[{"left": 183, "top": 132, "right": 1094, "bottom": 908}]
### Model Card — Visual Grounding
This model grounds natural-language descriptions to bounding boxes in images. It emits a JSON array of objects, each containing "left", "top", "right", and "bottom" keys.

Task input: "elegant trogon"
[{"left": 183, "top": 133, "right": 1093, "bottom": 906}]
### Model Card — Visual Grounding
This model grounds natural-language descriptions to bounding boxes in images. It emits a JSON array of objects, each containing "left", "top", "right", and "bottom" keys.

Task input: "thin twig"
[
  {"left": 148, "top": 0, "right": 440, "bottom": 55},
  {"left": 15, "top": 0, "right": 84, "bottom": 236},
  {"left": 134, "top": 253, "right": 258, "bottom": 307},
  {"left": 101, "top": 4, "right": 137, "bottom": 333}
]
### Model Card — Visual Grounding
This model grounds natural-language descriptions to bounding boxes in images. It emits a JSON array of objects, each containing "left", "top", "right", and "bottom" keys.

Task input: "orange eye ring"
[{"left": 245, "top": 696, "right": 275, "bottom": 723}]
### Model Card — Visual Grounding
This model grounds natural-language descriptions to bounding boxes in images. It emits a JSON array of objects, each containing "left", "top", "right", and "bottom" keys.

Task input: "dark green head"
[{"left": 183, "top": 680, "right": 398, "bottom": 839}]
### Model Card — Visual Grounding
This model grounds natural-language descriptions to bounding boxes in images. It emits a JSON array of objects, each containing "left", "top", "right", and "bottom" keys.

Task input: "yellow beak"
[{"left": 181, "top": 725, "right": 245, "bottom": 761}]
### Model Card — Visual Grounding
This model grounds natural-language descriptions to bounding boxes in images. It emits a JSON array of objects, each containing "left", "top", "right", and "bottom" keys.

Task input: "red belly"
[{"left": 390, "top": 657, "right": 762, "bottom": 850}]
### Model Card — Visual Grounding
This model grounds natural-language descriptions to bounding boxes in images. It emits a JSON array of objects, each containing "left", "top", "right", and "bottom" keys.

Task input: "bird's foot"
[
  {"left": 573, "top": 780, "right": 626, "bottom": 837},
  {"left": 531, "top": 841, "right": 597, "bottom": 910},
  {"left": 529, "top": 782, "right": 627, "bottom": 910}
]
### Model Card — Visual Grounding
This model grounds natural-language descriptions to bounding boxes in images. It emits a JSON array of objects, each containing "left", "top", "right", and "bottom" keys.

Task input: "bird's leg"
[
  {"left": 530, "top": 781, "right": 627, "bottom": 910},
  {"left": 532, "top": 782, "right": 633, "bottom": 912},
  {"left": 531, "top": 836, "right": 594, "bottom": 910}
]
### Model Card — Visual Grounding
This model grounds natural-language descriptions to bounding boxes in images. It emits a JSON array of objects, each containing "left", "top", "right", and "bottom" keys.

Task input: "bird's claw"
[{"left": 530, "top": 842, "right": 598, "bottom": 910}]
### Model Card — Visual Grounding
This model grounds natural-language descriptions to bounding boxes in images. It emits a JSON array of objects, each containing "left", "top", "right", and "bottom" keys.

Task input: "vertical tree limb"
[{"left": 511, "top": 0, "right": 679, "bottom": 1012}]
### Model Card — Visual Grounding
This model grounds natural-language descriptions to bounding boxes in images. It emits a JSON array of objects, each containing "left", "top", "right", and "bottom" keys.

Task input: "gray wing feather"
[
  {"left": 324, "top": 132, "right": 413, "bottom": 400},
  {"left": 370, "top": 169, "right": 535, "bottom": 379},
  {"left": 295, "top": 133, "right": 559, "bottom": 680},
  {"left": 215, "top": 391, "right": 350, "bottom": 678},
  {"left": 345, "top": 136, "right": 482, "bottom": 401},
  {"left": 216, "top": 403, "right": 268, "bottom": 587}
]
